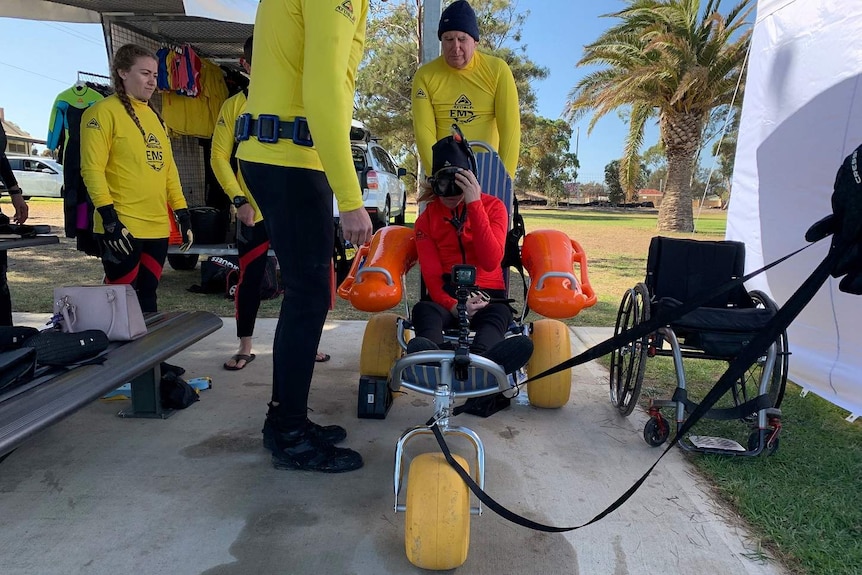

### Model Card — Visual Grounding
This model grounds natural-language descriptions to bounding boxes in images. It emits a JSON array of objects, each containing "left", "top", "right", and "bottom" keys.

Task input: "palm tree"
[{"left": 564, "top": 0, "right": 753, "bottom": 231}]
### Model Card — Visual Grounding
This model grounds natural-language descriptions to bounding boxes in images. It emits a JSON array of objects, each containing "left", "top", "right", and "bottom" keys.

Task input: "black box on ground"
[{"left": 357, "top": 376, "right": 392, "bottom": 419}]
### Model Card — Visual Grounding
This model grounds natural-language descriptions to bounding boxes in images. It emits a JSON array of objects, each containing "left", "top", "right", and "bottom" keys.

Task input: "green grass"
[{"left": 8, "top": 201, "right": 862, "bottom": 574}]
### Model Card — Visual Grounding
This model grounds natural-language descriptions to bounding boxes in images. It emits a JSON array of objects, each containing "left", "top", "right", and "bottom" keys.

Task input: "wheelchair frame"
[
  {"left": 350, "top": 141, "right": 584, "bottom": 569},
  {"left": 609, "top": 237, "right": 789, "bottom": 456}
]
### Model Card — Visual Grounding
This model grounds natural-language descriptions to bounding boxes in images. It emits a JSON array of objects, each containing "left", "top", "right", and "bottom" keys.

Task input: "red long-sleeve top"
[{"left": 414, "top": 194, "right": 508, "bottom": 310}]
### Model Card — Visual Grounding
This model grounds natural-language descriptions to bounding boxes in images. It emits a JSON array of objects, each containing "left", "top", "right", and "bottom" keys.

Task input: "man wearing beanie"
[{"left": 412, "top": 0, "right": 521, "bottom": 179}]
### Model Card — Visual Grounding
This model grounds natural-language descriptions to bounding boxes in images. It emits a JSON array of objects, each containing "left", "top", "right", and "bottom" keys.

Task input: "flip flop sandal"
[
  {"left": 224, "top": 353, "right": 256, "bottom": 371},
  {"left": 315, "top": 353, "right": 331, "bottom": 363}
]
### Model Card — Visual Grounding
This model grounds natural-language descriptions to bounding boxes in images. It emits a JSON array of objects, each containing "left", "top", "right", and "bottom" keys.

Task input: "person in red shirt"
[{"left": 409, "top": 130, "right": 532, "bottom": 373}]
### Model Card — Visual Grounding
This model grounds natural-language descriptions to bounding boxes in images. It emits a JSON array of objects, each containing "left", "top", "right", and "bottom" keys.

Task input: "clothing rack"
[{"left": 77, "top": 71, "right": 110, "bottom": 85}]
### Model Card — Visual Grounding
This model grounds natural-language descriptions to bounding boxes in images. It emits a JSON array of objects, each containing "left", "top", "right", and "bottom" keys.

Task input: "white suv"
[
  {"left": 349, "top": 122, "right": 408, "bottom": 230},
  {"left": 0, "top": 156, "right": 64, "bottom": 199}
]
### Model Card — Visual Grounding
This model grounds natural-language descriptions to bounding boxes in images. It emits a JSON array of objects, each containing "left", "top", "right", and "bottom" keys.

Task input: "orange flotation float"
[
  {"left": 521, "top": 229, "right": 597, "bottom": 319},
  {"left": 338, "top": 225, "right": 418, "bottom": 312}
]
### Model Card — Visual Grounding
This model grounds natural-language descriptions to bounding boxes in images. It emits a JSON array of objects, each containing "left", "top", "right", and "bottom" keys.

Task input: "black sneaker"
[
  {"left": 406, "top": 336, "right": 440, "bottom": 354},
  {"left": 482, "top": 335, "right": 534, "bottom": 374},
  {"left": 262, "top": 416, "right": 347, "bottom": 451},
  {"left": 271, "top": 424, "right": 363, "bottom": 473}
]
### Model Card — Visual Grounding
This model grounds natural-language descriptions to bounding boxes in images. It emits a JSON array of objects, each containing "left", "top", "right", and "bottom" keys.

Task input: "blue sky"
[{"left": 0, "top": 1, "right": 672, "bottom": 182}]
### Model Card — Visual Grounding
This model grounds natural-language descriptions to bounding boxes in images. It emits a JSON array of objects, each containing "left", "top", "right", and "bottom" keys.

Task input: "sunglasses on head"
[{"left": 429, "top": 166, "right": 464, "bottom": 197}]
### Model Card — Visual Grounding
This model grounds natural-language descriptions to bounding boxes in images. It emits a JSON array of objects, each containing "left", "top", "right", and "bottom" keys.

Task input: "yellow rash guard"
[
  {"left": 412, "top": 50, "right": 520, "bottom": 178},
  {"left": 211, "top": 91, "right": 263, "bottom": 224},
  {"left": 80, "top": 94, "right": 187, "bottom": 238},
  {"left": 236, "top": 0, "right": 369, "bottom": 213}
]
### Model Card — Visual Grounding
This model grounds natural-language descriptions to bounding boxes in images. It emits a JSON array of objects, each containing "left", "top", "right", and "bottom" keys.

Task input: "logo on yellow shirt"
[
  {"left": 450, "top": 94, "right": 475, "bottom": 124},
  {"left": 217, "top": 116, "right": 226, "bottom": 127},
  {"left": 145, "top": 132, "right": 165, "bottom": 172},
  {"left": 86, "top": 118, "right": 101, "bottom": 130},
  {"left": 415, "top": 89, "right": 427, "bottom": 99},
  {"left": 336, "top": 0, "right": 356, "bottom": 23}
]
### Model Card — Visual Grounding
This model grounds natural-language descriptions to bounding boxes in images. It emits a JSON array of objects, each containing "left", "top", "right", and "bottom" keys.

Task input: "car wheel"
[
  {"left": 167, "top": 253, "right": 200, "bottom": 271},
  {"left": 393, "top": 193, "right": 406, "bottom": 225},
  {"left": 373, "top": 198, "right": 390, "bottom": 232}
]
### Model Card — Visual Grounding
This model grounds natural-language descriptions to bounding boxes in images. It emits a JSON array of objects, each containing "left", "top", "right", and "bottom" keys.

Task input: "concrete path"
[{"left": 0, "top": 315, "right": 784, "bottom": 575}]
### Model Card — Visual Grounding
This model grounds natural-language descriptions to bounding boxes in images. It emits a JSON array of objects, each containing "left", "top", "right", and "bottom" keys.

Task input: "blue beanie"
[{"left": 438, "top": 0, "right": 480, "bottom": 42}]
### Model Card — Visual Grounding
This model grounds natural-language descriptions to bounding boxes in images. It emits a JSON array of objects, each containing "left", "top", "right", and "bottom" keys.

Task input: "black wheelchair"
[{"left": 609, "top": 236, "right": 789, "bottom": 455}]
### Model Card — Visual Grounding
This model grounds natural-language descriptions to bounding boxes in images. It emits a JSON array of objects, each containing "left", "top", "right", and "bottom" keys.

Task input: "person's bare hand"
[
  {"left": 236, "top": 203, "right": 255, "bottom": 226},
  {"left": 10, "top": 194, "right": 28, "bottom": 224},
  {"left": 465, "top": 293, "right": 489, "bottom": 318},
  {"left": 340, "top": 206, "right": 373, "bottom": 246},
  {"left": 455, "top": 169, "right": 481, "bottom": 204}
]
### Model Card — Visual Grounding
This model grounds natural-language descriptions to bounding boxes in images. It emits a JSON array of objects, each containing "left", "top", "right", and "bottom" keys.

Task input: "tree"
[
  {"left": 516, "top": 116, "right": 579, "bottom": 205},
  {"left": 355, "top": 0, "right": 549, "bottom": 192},
  {"left": 710, "top": 104, "right": 741, "bottom": 208},
  {"left": 604, "top": 160, "right": 625, "bottom": 204},
  {"left": 564, "top": 0, "right": 753, "bottom": 231}
]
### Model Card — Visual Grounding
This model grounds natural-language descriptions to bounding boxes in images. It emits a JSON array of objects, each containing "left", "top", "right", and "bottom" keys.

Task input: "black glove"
[
  {"left": 174, "top": 208, "right": 194, "bottom": 252},
  {"left": 806, "top": 144, "right": 862, "bottom": 294},
  {"left": 97, "top": 205, "right": 134, "bottom": 264}
]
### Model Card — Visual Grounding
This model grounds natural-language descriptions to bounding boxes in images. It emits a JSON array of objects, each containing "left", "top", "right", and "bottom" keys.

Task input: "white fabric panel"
[
  {"left": 729, "top": 0, "right": 862, "bottom": 418},
  {"left": 0, "top": 0, "right": 100, "bottom": 22},
  {"left": 182, "top": 0, "right": 257, "bottom": 24}
]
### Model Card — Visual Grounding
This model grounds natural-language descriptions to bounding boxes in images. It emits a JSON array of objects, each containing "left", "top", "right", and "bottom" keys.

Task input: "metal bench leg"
[{"left": 118, "top": 365, "right": 175, "bottom": 419}]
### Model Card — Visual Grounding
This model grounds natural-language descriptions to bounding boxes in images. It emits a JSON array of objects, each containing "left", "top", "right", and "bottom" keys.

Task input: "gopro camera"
[{"left": 452, "top": 264, "right": 477, "bottom": 287}]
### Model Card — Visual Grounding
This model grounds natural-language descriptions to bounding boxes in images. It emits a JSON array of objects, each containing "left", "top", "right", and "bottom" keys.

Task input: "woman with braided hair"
[{"left": 81, "top": 43, "right": 193, "bottom": 313}]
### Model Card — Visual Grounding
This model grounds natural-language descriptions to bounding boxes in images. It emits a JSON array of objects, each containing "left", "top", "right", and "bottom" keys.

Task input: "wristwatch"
[{"left": 232, "top": 196, "right": 249, "bottom": 208}]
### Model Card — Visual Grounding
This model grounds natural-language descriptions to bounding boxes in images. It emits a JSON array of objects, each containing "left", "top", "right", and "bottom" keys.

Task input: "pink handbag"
[{"left": 53, "top": 285, "right": 147, "bottom": 342}]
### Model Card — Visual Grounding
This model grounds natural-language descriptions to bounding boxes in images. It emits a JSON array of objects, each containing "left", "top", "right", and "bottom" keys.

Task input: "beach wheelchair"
[
  {"left": 609, "top": 236, "right": 788, "bottom": 455},
  {"left": 337, "top": 141, "right": 596, "bottom": 569}
]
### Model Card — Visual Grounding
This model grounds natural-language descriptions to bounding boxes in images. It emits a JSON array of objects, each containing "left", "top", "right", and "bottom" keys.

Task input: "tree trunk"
[{"left": 657, "top": 112, "right": 704, "bottom": 232}]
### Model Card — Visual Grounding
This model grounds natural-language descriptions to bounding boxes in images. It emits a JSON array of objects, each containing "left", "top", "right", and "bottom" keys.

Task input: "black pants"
[
  {"left": 239, "top": 161, "right": 333, "bottom": 421},
  {"left": 101, "top": 238, "right": 168, "bottom": 313},
  {"left": 0, "top": 250, "right": 10, "bottom": 326},
  {"left": 235, "top": 220, "right": 270, "bottom": 338},
  {"left": 412, "top": 291, "right": 511, "bottom": 354}
]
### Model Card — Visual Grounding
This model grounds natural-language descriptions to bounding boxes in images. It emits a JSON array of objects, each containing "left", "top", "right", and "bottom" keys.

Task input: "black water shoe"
[{"left": 271, "top": 423, "right": 362, "bottom": 473}]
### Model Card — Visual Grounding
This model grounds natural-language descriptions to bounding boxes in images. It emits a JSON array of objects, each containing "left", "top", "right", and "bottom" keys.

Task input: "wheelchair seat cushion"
[{"left": 658, "top": 297, "right": 776, "bottom": 357}]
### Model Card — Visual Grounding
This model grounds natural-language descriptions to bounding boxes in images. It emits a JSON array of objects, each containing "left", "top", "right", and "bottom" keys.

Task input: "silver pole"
[{"left": 422, "top": 0, "right": 442, "bottom": 64}]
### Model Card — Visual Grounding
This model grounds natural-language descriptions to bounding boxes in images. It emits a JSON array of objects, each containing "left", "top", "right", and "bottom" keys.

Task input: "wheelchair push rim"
[
  {"left": 609, "top": 283, "right": 650, "bottom": 416},
  {"left": 730, "top": 290, "right": 788, "bottom": 415}
]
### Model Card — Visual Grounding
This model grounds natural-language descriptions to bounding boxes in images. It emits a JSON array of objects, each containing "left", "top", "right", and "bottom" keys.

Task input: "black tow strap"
[{"left": 429, "top": 240, "right": 839, "bottom": 533}]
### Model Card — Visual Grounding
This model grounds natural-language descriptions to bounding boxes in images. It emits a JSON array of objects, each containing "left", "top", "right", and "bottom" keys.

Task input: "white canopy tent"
[{"left": 728, "top": 0, "right": 862, "bottom": 420}]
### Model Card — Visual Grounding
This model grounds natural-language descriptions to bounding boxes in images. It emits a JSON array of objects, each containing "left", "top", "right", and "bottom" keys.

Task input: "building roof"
[
  {"left": 0, "top": 112, "right": 45, "bottom": 145},
  {"left": 638, "top": 188, "right": 663, "bottom": 197}
]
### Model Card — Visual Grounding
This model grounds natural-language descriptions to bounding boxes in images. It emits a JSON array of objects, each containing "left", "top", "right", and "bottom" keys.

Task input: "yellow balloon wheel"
[
  {"left": 405, "top": 453, "right": 471, "bottom": 570},
  {"left": 527, "top": 319, "right": 572, "bottom": 408},
  {"left": 359, "top": 313, "right": 402, "bottom": 377}
]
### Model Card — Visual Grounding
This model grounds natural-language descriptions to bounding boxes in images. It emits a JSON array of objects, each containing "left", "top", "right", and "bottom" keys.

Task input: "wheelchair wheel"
[
  {"left": 609, "top": 283, "right": 650, "bottom": 416},
  {"left": 359, "top": 313, "right": 402, "bottom": 377},
  {"left": 643, "top": 416, "right": 670, "bottom": 447},
  {"left": 405, "top": 453, "right": 470, "bottom": 570},
  {"left": 732, "top": 290, "right": 788, "bottom": 413},
  {"left": 527, "top": 319, "right": 572, "bottom": 408}
]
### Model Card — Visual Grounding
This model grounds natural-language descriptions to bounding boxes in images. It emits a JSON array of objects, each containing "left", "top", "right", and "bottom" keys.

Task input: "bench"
[{"left": 0, "top": 310, "right": 222, "bottom": 459}]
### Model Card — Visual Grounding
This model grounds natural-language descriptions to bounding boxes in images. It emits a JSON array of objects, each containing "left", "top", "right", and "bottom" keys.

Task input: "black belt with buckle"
[{"left": 234, "top": 114, "right": 313, "bottom": 146}]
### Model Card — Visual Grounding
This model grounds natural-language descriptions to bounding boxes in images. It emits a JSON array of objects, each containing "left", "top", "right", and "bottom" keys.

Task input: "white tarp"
[
  {"left": 0, "top": 0, "right": 100, "bottom": 22},
  {"left": 728, "top": 0, "right": 862, "bottom": 419},
  {"left": 182, "top": 0, "right": 257, "bottom": 24}
]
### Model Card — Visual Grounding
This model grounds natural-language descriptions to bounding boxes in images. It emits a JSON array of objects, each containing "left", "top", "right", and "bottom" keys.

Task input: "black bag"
[
  {"left": 0, "top": 326, "right": 39, "bottom": 351},
  {"left": 188, "top": 255, "right": 239, "bottom": 294},
  {"left": 160, "top": 371, "right": 199, "bottom": 409},
  {"left": 0, "top": 347, "right": 37, "bottom": 392},
  {"left": 23, "top": 329, "right": 109, "bottom": 366},
  {"left": 461, "top": 392, "right": 511, "bottom": 418}
]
